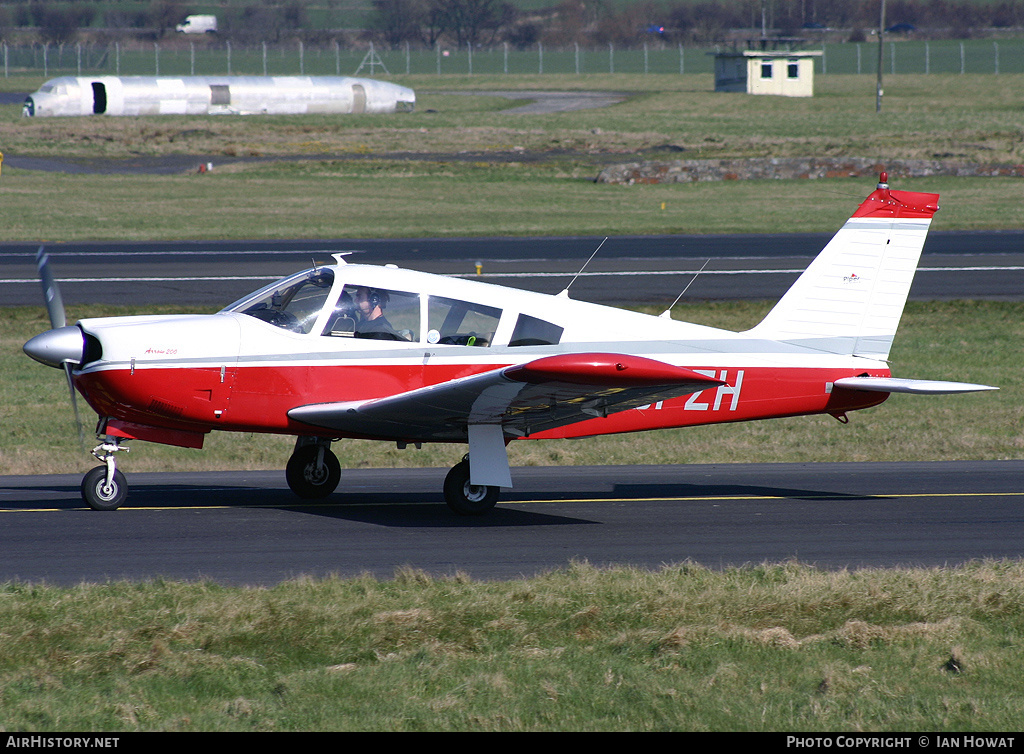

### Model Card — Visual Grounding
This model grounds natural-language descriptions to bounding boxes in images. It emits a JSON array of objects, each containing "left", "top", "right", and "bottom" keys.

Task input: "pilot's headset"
[{"left": 368, "top": 289, "right": 389, "bottom": 310}]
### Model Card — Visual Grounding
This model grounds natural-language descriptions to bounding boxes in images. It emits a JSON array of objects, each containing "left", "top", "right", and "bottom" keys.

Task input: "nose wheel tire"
[
  {"left": 81, "top": 466, "right": 127, "bottom": 511},
  {"left": 444, "top": 459, "right": 499, "bottom": 515},
  {"left": 286, "top": 445, "right": 341, "bottom": 499}
]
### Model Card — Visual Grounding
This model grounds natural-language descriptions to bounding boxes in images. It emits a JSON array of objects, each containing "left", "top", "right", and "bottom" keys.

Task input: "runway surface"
[
  {"left": 1, "top": 461, "right": 1022, "bottom": 585},
  {"left": 2, "top": 230, "right": 1022, "bottom": 307}
]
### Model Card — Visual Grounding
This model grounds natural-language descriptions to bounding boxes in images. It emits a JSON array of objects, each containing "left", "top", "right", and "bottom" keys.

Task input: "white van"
[{"left": 175, "top": 15, "right": 217, "bottom": 34}]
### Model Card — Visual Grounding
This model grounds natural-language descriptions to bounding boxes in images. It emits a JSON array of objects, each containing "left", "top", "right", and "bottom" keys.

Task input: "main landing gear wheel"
[
  {"left": 444, "top": 459, "right": 499, "bottom": 516},
  {"left": 81, "top": 466, "right": 127, "bottom": 511},
  {"left": 286, "top": 445, "right": 341, "bottom": 499}
]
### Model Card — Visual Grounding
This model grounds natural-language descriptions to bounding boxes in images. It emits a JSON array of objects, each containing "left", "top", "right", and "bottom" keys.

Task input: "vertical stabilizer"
[{"left": 744, "top": 173, "right": 939, "bottom": 359}]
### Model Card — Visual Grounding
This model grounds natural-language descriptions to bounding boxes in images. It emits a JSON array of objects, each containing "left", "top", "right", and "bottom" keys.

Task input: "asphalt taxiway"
[{"left": 1, "top": 461, "right": 1022, "bottom": 585}]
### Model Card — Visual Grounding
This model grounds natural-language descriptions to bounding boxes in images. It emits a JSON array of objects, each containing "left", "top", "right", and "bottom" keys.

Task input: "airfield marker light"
[{"left": 475, "top": 261, "right": 482, "bottom": 275}]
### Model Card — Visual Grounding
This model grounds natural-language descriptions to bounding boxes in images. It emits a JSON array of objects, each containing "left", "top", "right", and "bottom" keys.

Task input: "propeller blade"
[
  {"left": 63, "top": 361, "right": 86, "bottom": 449},
  {"left": 36, "top": 246, "right": 66, "bottom": 330}
]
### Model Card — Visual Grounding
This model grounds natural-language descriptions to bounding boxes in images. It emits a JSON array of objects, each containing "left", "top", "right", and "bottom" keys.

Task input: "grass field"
[
  {"left": 0, "top": 74, "right": 1022, "bottom": 240},
  {"left": 2, "top": 561, "right": 1024, "bottom": 731}
]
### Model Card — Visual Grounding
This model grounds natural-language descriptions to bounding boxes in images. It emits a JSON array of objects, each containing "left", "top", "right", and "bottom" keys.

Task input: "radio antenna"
[
  {"left": 660, "top": 259, "right": 710, "bottom": 318},
  {"left": 559, "top": 237, "right": 608, "bottom": 298}
]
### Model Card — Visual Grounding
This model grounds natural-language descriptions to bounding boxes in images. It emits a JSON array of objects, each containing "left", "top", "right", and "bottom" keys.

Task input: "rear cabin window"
[
  {"left": 509, "top": 314, "right": 563, "bottom": 347},
  {"left": 427, "top": 297, "right": 501, "bottom": 347}
]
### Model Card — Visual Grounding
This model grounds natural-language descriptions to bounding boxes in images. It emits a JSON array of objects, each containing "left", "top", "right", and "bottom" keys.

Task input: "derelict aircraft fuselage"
[{"left": 23, "top": 175, "right": 997, "bottom": 513}]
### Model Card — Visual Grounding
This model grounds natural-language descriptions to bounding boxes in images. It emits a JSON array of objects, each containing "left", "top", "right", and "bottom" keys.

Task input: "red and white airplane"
[{"left": 24, "top": 173, "right": 996, "bottom": 513}]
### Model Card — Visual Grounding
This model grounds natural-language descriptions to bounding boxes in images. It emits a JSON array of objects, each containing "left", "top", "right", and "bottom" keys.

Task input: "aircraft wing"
[
  {"left": 833, "top": 376, "right": 998, "bottom": 395},
  {"left": 288, "top": 352, "right": 724, "bottom": 442}
]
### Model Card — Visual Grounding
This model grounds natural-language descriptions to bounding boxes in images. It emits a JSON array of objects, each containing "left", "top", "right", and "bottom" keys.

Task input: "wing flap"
[
  {"left": 833, "top": 376, "right": 998, "bottom": 395},
  {"left": 288, "top": 353, "right": 724, "bottom": 442}
]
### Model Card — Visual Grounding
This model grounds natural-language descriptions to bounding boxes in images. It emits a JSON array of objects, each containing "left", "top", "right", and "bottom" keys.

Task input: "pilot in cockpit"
[{"left": 352, "top": 287, "right": 400, "bottom": 340}]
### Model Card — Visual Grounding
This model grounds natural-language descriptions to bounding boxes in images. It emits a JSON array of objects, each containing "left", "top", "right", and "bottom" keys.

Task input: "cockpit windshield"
[{"left": 226, "top": 268, "right": 335, "bottom": 334}]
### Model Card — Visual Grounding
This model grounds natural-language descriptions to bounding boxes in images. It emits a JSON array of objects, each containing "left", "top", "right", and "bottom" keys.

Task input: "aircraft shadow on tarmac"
[
  {"left": 2, "top": 479, "right": 882, "bottom": 525},
  {"left": 0, "top": 481, "right": 592, "bottom": 526}
]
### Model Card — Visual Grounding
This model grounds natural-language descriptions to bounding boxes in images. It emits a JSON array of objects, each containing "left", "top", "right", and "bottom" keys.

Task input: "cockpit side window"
[
  {"left": 325, "top": 285, "right": 420, "bottom": 342},
  {"left": 236, "top": 268, "right": 335, "bottom": 334},
  {"left": 509, "top": 314, "right": 563, "bottom": 347},
  {"left": 427, "top": 297, "right": 501, "bottom": 347}
]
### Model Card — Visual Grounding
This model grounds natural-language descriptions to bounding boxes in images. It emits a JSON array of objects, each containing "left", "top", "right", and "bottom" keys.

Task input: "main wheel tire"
[
  {"left": 81, "top": 466, "right": 127, "bottom": 511},
  {"left": 286, "top": 445, "right": 341, "bottom": 499},
  {"left": 443, "top": 459, "right": 499, "bottom": 515}
]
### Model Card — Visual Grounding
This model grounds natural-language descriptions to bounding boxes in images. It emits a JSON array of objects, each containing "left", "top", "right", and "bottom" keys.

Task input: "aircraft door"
[
  {"left": 91, "top": 82, "right": 107, "bottom": 114},
  {"left": 352, "top": 84, "right": 366, "bottom": 114}
]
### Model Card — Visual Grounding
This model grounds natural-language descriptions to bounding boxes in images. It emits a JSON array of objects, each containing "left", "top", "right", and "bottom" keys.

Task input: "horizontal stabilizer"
[{"left": 833, "top": 376, "right": 998, "bottom": 395}]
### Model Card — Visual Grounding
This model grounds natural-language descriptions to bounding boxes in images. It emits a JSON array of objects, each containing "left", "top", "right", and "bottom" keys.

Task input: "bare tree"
[{"left": 373, "top": 0, "right": 429, "bottom": 46}]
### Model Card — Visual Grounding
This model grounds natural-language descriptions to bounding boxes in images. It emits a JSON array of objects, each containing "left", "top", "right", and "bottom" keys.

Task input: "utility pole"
[{"left": 876, "top": 0, "right": 886, "bottom": 112}]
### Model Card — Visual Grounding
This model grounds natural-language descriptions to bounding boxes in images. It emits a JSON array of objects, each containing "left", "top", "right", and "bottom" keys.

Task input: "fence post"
[
  {"left": 960, "top": 41, "right": 965, "bottom": 74},
  {"left": 679, "top": 43, "right": 684, "bottom": 74},
  {"left": 538, "top": 42, "right": 543, "bottom": 74},
  {"left": 575, "top": 42, "right": 580, "bottom": 74},
  {"left": 609, "top": 43, "right": 613, "bottom": 74},
  {"left": 994, "top": 41, "right": 999, "bottom": 74}
]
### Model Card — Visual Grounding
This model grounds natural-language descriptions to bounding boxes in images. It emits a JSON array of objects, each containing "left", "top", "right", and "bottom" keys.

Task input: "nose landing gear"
[{"left": 81, "top": 436, "right": 130, "bottom": 511}]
